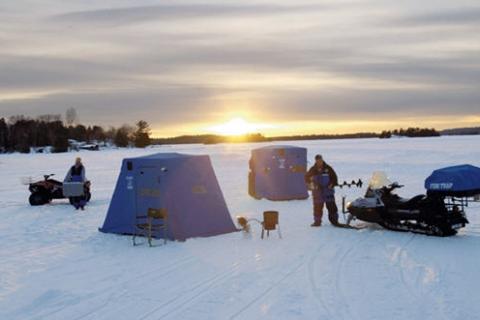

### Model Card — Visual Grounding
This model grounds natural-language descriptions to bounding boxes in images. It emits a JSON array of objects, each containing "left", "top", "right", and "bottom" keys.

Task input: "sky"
[{"left": 0, "top": 0, "right": 479, "bottom": 137}]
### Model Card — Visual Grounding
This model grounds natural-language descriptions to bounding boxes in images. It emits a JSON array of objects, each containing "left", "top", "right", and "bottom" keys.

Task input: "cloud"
[
  {"left": 51, "top": 3, "right": 331, "bottom": 25},
  {"left": 0, "top": 86, "right": 216, "bottom": 126},
  {"left": 0, "top": 55, "right": 119, "bottom": 90},
  {"left": 318, "top": 57, "right": 480, "bottom": 87},
  {"left": 1, "top": 0, "right": 479, "bottom": 134},
  {"left": 263, "top": 87, "right": 480, "bottom": 121},
  {"left": 392, "top": 7, "right": 480, "bottom": 26}
]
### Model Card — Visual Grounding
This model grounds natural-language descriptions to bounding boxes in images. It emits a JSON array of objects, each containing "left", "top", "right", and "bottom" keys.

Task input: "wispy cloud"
[
  {"left": 391, "top": 7, "right": 480, "bottom": 26},
  {"left": 51, "top": 3, "right": 332, "bottom": 25}
]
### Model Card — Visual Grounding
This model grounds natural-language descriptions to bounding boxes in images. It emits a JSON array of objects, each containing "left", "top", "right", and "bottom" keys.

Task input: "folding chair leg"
[
  {"left": 277, "top": 225, "right": 282, "bottom": 239},
  {"left": 148, "top": 225, "right": 153, "bottom": 247},
  {"left": 261, "top": 228, "right": 265, "bottom": 239}
]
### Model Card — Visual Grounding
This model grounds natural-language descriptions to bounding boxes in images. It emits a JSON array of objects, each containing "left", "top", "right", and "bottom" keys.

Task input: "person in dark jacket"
[
  {"left": 65, "top": 157, "right": 87, "bottom": 210},
  {"left": 305, "top": 154, "right": 339, "bottom": 227}
]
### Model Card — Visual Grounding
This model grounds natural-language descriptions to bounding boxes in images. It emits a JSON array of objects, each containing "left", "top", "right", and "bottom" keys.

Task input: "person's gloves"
[{"left": 307, "top": 182, "right": 315, "bottom": 191}]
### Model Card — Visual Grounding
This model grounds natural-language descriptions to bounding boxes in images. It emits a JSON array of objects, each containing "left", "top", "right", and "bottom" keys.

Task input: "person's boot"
[
  {"left": 310, "top": 221, "right": 321, "bottom": 227},
  {"left": 80, "top": 206, "right": 85, "bottom": 211},
  {"left": 329, "top": 216, "right": 340, "bottom": 227}
]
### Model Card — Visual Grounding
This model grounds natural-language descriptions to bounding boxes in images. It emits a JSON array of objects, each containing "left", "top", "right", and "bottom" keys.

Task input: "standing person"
[
  {"left": 305, "top": 154, "right": 339, "bottom": 227},
  {"left": 65, "top": 157, "right": 87, "bottom": 210}
]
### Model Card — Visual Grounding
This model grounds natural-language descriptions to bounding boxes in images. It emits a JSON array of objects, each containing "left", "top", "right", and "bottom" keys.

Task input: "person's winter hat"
[{"left": 315, "top": 154, "right": 323, "bottom": 160}]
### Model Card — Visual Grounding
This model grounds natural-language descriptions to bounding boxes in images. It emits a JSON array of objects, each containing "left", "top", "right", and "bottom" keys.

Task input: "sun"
[{"left": 210, "top": 118, "right": 259, "bottom": 136}]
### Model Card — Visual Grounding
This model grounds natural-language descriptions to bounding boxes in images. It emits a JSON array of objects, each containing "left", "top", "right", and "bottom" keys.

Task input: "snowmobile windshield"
[{"left": 369, "top": 171, "right": 392, "bottom": 189}]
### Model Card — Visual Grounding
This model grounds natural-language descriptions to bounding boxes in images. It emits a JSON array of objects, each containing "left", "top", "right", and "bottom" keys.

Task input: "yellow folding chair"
[{"left": 133, "top": 208, "right": 168, "bottom": 247}]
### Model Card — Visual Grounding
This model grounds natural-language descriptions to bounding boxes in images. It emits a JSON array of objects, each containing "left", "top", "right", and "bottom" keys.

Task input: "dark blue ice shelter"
[
  {"left": 248, "top": 145, "right": 309, "bottom": 201},
  {"left": 99, "top": 153, "right": 237, "bottom": 240}
]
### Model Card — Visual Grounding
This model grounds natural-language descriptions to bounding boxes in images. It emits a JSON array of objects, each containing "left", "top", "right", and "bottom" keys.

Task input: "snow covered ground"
[{"left": 1, "top": 135, "right": 479, "bottom": 320}]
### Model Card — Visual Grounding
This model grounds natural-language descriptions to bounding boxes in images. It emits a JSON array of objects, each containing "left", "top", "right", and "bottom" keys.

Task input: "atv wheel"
[{"left": 29, "top": 192, "right": 49, "bottom": 206}]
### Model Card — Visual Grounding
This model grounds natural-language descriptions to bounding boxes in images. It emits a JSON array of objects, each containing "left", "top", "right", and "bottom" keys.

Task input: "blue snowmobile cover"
[{"left": 425, "top": 164, "right": 480, "bottom": 196}]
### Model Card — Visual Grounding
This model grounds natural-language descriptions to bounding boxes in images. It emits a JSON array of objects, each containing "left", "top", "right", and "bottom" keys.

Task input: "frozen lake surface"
[{"left": 1, "top": 135, "right": 479, "bottom": 320}]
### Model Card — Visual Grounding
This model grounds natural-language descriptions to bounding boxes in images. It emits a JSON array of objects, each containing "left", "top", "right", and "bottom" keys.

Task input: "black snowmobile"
[
  {"left": 343, "top": 165, "right": 480, "bottom": 236},
  {"left": 28, "top": 174, "right": 91, "bottom": 206}
]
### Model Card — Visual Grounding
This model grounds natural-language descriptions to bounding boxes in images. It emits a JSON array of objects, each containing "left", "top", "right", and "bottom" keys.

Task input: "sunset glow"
[{"left": 209, "top": 118, "right": 273, "bottom": 136}]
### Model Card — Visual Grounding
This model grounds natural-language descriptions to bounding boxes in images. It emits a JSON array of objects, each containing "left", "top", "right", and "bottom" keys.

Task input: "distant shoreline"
[{"left": 152, "top": 127, "right": 480, "bottom": 146}]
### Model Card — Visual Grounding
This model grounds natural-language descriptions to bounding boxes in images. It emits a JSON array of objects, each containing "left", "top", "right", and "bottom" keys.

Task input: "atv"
[
  {"left": 343, "top": 166, "right": 479, "bottom": 236},
  {"left": 28, "top": 174, "right": 91, "bottom": 206}
]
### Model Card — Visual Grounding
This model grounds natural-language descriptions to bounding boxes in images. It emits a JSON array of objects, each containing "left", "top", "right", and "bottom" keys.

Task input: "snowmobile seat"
[
  {"left": 391, "top": 195, "right": 425, "bottom": 210},
  {"left": 49, "top": 179, "right": 63, "bottom": 186}
]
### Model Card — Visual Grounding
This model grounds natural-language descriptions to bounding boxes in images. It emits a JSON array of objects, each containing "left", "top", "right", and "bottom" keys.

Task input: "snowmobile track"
[
  {"left": 397, "top": 234, "right": 417, "bottom": 297},
  {"left": 396, "top": 234, "right": 448, "bottom": 320},
  {"left": 333, "top": 230, "right": 375, "bottom": 320},
  {"left": 137, "top": 234, "right": 299, "bottom": 320},
  {"left": 137, "top": 260, "right": 246, "bottom": 320},
  {"left": 0, "top": 201, "right": 25, "bottom": 209},
  {"left": 307, "top": 228, "right": 375, "bottom": 320},
  {"left": 307, "top": 229, "right": 373, "bottom": 319},
  {"left": 307, "top": 240, "right": 333, "bottom": 318},
  {"left": 37, "top": 256, "right": 198, "bottom": 320},
  {"left": 228, "top": 258, "right": 306, "bottom": 319}
]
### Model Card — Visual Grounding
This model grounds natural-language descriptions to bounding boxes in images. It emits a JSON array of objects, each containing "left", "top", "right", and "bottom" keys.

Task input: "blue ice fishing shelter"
[
  {"left": 248, "top": 145, "right": 308, "bottom": 201},
  {"left": 425, "top": 164, "right": 480, "bottom": 197},
  {"left": 99, "top": 153, "right": 237, "bottom": 240}
]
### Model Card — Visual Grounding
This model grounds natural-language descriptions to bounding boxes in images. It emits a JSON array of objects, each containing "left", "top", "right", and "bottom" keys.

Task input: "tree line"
[
  {"left": 152, "top": 128, "right": 443, "bottom": 145},
  {"left": 148, "top": 128, "right": 444, "bottom": 145},
  {"left": 152, "top": 132, "right": 380, "bottom": 145},
  {"left": 441, "top": 127, "right": 480, "bottom": 136},
  {"left": 0, "top": 109, "right": 151, "bottom": 153},
  {"left": 379, "top": 127, "right": 440, "bottom": 139}
]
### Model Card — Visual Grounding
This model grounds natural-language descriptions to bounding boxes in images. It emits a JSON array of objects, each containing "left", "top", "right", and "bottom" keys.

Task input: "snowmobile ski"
[{"left": 333, "top": 223, "right": 365, "bottom": 230}]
